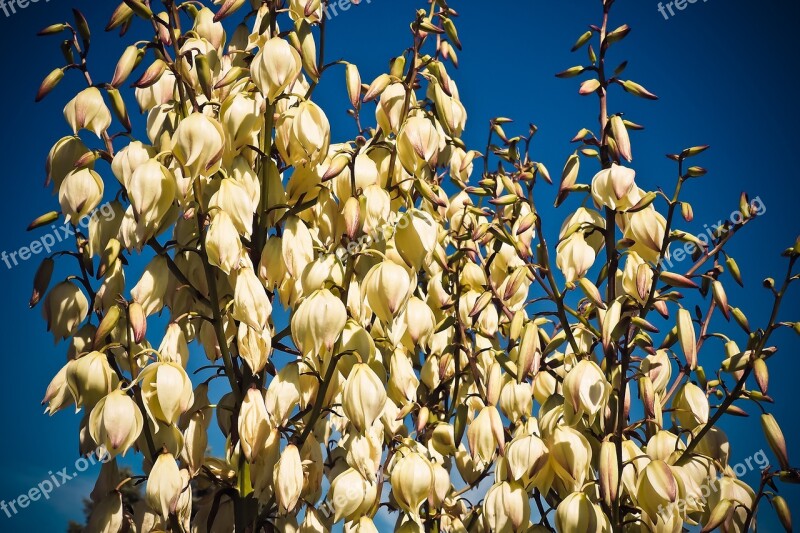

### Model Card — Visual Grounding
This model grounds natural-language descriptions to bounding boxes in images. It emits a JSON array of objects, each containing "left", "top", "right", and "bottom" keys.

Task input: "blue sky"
[{"left": 0, "top": 0, "right": 798, "bottom": 530}]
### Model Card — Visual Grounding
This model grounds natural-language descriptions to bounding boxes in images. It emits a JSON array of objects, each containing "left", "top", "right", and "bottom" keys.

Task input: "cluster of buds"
[{"left": 31, "top": 0, "right": 798, "bottom": 531}]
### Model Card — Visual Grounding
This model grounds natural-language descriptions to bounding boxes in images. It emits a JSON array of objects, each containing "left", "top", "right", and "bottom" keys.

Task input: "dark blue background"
[{"left": 0, "top": 0, "right": 797, "bottom": 530}]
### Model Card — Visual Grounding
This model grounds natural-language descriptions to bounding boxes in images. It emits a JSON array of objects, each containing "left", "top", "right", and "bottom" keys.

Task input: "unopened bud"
[
  {"left": 28, "top": 211, "right": 60, "bottom": 231},
  {"left": 128, "top": 301, "right": 147, "bottom": 343},
  {"left": 214, "top": 0, "right": 246, "bottom": 21},
  {"left": 599, "top": 439, "right": 619, "bottom": 509},
  {"left": 345, "top": 63, "right": 362, "bottom": 109},
  {"left": 681, "top": 202, "right": 694, "bottom": 222},
  {"left": 111, "top": 45, "right": 143, "bottom": 87},
  {"left": 731, "top": 307, "right": 750, "bottom": 333},
  {"left": 773, "top": 495, "right": 792, "bottom": 533},
  {"left": 677, "top": 308, "right": 697, "bottom": 370},
  {"left": 761, "top": 413, "right": 790, "bottom": 470},
  {"left": 753, "top": 358, "right": 769, "bottom": 394},
  {"left": 36, "top": 68, "right": 64, "bottom": 102},
  {"left": 30, "top": 258, "right": 55, "bottom": 308},
  {"left": 94, "top": 305, "right": 121, "bottom": 347}
]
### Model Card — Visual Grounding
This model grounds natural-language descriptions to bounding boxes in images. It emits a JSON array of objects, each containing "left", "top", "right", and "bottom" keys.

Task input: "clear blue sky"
[{"left": 0, "top": 0, "right": 798, "bottom": 530}]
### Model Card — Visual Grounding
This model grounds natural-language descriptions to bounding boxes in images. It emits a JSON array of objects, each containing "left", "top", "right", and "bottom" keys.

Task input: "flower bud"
[
  {"left": 111, "top": 45, "right": 143, "bottom": 87},
  {"left": 363, "top": 261, "right": 412, "bottom": 324},
  {"left": 139, "top": 362, "right": 193, "bottom": 425},
  {"left": 238, "top": 388, "right": 271, "bottom": 462},
  {"left": 598, "top": 439, "right": 619, "bottom": 509},
  {"left": 345, "top": 63, "right": 361, "bottom": 110},
  {"left": 89, "top": 389, "right": 143, "bottom": 457},
  {"left": 64, "top": 87, "right": 112, "bottom": 137},
  {"left": 343, "top": 363, "right": 387, "bottom": 433},
  {"left": 275, "top": 444, "right": 304, "bottom": 514},
  {"left": 498, "top": 380, "right": 533, "bottom": 425},
  {"left": 622, "top": 251, "right": 653, "bottom": 304},
  {"left": 761, "top": 413, "right": 790, "bottom": 470},
  {"left": 67, "top": 351, "right": 118, "bottom": 409},
  {"left": 146, "top": 452, "right": 183, "bottom": 519},
  {"left": 329, "top": 468, "right": 378, "bottom": 523},
  {"left": 43, "top": 281, "right": 89, "bottom": 342},
  {"left": 252, "top": 37, "right": 302, "bottom": 104},
  {"left": 171, "top": 113, "right": 225, "bottom": 179},
  {"left": 610, "top": 114, "right": 632, "bottom": 162},
  {"left": 291, "top": 289, "right": 347, "bottom": 357},
  {"left": 59, "top": 168, "right": 104, "bottom": 224},
  {"left": 36, "top": 68, "right": 64, "bottom": 103},
  {"left": 431, "top": 80, "right": 468, "bottom": 138},
  {"left": 773, "top": 495, "right": 792, "bottom": 533},
  {"left": 390, "top": 451, "right": 434, "bottom": 516},
  {"left": 342, "top": 196, "right": 361, "bottom": 240}
]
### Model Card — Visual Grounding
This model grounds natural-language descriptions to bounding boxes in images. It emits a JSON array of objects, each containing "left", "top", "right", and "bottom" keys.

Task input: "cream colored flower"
[
  {"left": 89, "top": 389, "right": 143, "bottom": 457},
  {"left": 64, "top": 87, "right": 112, "bottom": 137}
]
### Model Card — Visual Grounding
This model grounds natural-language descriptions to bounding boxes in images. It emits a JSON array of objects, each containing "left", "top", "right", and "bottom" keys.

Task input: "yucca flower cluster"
[{"left": 31, "top": 0, "right": 799, "bottom": 531}]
